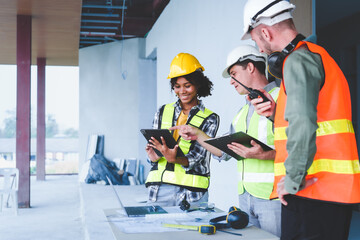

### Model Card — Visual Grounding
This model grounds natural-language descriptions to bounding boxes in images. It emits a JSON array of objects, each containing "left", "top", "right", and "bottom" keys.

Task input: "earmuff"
[
  {"left": 267, "top": 34, "right": 306, "bottom": 79},
  {"left": 209, "top": 206, "right": 249, "bottom": 230}
]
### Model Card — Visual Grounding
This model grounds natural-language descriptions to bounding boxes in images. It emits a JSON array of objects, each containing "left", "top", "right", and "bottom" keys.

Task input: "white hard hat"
[
  {"left": 222, "top": 45, "right": 266, "bottom": 78},
  {"left": 241, "top": 0, "right": 295, "bottom": 40}
]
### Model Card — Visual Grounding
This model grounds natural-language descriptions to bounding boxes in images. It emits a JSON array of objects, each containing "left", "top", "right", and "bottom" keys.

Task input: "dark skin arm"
[
  {"left": 169, "top": 125, "right": 222, "bottom": 157},
  {"left": 145, "top": 143, "right": 161, "bottom": 162},
  {"left": 148, "top": 136, "right": 189, "bottom": 167}
]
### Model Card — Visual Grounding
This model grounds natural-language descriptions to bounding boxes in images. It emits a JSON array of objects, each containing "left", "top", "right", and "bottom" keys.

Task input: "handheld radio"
[{"left": 231, "top": 76, "right": 270, "bottom": 103}]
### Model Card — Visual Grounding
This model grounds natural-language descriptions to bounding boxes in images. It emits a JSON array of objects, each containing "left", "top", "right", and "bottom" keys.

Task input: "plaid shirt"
[{"left": 148, "top": 100, "right": 219, "bottom": 203}]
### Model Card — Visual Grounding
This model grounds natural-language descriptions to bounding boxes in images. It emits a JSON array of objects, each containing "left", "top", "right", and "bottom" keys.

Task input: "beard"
[{"left": 259, "top": 34, "right": 273, "bottom": 55}]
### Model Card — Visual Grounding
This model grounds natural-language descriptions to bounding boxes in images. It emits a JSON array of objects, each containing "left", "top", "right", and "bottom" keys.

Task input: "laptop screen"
[{"left": 106, "top": 175, "right": 167, "bottom": 217}]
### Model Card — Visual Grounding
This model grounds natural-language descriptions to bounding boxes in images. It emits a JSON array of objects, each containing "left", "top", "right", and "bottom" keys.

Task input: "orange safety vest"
[{"left": 271, "top": 41, "right": 360, "bottom": 203}]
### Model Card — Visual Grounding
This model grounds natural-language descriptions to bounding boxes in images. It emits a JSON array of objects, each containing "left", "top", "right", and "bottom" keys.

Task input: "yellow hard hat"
[{"left": 167, "top": 53, "right": 205, "bottom": 79}]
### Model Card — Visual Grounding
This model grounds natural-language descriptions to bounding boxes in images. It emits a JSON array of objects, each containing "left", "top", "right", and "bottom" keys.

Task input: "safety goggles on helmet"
[
  {"left": 236, "top": 54, "right": 266, "bottom": 64},
  {"left": 241, "top": 0, "right": 295, "bottom": 40},
  {"left": 222, "top": 45, "right": 266, "bottom": 78}
]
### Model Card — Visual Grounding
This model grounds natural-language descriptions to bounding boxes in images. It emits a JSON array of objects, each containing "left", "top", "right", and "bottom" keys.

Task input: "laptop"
[{"left": 106, "top": 176, "right": 167, "bottom": 217}]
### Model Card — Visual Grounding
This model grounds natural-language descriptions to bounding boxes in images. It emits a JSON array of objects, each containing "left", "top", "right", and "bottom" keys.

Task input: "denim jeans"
[
  {"left": 148, "top": 184, "right": 209, "bottom": 207},
  {"left": 238, "top": 190, "right": 281, "bottom": 237}
]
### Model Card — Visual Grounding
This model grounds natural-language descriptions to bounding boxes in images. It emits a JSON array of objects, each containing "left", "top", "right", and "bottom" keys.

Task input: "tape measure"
[{"left": 162, "top": 223, "right": 216, "bottom": 235}]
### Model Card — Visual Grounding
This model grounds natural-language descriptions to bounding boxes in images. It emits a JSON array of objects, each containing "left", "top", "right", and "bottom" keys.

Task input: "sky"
[{"left": 0, "top": 65, "right": 79, "bottom": 131}]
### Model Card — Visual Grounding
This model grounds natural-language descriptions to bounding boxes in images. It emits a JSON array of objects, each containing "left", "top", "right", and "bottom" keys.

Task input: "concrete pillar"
[
  {"left": 16, "top": 15, "right": 32, "bottom": 208},
  {"left": 36, "top": 58, "right": 46, "bottom": 181}
]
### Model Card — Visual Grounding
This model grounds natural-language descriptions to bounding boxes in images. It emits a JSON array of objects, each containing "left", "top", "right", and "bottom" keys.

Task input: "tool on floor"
[{"left": 162, "top": 223, "right": 216, "bottom": 235}]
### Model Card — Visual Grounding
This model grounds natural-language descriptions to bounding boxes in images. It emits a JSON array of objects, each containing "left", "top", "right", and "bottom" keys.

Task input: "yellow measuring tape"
[{"left": 162, "top": 223, "right": 216, "bottom": 235}]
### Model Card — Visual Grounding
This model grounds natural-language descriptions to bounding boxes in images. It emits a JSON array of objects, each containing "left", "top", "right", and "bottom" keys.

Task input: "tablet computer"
[
  {"left": 204, "top": 131, "right": 274, "bottom": 160},
  {"left": 140, "top": 129, "right": 185, "bottom": 157}
]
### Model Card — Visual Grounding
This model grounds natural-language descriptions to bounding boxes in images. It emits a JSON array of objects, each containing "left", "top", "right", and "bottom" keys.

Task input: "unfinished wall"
[
  {"left": 79, "top": 38, "right": 156, "bottom": 177},
  {"left": 291, "top": 0, "right": 313, "bottom": 37}
]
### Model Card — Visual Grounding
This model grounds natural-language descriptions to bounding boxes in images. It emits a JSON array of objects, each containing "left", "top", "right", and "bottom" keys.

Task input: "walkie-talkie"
[{"left": 231, "top": 76, "right": 270, "bottom": 103}]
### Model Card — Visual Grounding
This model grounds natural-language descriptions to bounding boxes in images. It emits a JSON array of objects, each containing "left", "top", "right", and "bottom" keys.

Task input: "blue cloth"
[{"left": 85, "top": 154, "right": 130, "bottom": 185}]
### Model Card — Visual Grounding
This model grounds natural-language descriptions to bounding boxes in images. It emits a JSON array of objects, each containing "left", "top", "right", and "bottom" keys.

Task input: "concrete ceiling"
[
  {"left": 79, "top": 0, "right": 169, "bottom": 48},
  {"left": 0, "top": 0, "right": 82, "bottom": 66},
  {"left": 0, "top": 0, "right": 169, "bottom": 66}
]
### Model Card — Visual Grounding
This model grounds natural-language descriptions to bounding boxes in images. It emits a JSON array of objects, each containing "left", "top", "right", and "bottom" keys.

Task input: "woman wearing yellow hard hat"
[{"left": 145, "top": 53, "right": 219, "bottom": 207}]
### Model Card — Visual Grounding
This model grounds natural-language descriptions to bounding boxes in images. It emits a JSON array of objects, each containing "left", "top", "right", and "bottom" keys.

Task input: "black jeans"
[{"left": 281, "top": 195, "right": 353, "bottom": 240}]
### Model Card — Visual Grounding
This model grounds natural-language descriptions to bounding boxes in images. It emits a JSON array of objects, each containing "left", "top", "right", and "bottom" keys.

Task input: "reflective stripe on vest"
[
  {"left": 146, "top": 102, "right": 214, "bottom": 191},
  {"left": 272, "top": 41, "right": 360, "bottom": 203},
  {"left": 145, "top": 104, "right": 175, "bottom": 186},
  {"left": 274, "top": 159, "right": 360, "bottom": 176},
  {"left": 233, "top": 87, "right": 279, "bottom": 199},
  {"left": 275, "top": 119, "right": 354, "bottom": 141}
]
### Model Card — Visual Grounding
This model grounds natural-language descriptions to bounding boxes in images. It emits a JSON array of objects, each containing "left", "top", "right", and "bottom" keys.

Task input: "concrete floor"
[{"left": 0, "top": 175, "right": 83, "bottom": 240}]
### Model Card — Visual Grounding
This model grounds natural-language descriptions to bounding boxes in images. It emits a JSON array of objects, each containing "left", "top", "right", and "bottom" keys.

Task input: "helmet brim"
[
  {"left": 222, "top": 68, "right": 231, "bottom": 78},
  {"left": 241, "top": 31, "right": 252, "bottom": 40}
]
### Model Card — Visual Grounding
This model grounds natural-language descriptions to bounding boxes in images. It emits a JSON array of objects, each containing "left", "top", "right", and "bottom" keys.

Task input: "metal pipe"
[
  {"left": 80, "top": 32, "right": 136, "bottom": 38},
  {"left": 80, "top": 36, "right": 108, "bottom": 40},
  {"left": 82, "top": 19, "right": 121, "bottom": 24},
  {"left": 80, "top": 41, "right": 103, "bottom": 44},
  {"left": 81, "top": 13, "right": 120, "bottom": 17},
  {"left": 82, "top": 4, "right": 127, "bottom": 9},
  {"left": 80, "top": 32, "right": 136, "bottom": 37},
  {"left": 81, "top": 26, "right": 118, "bottom": 30},
  {"left": 80, "top": 31, "right": 116, "bottom": 36}
]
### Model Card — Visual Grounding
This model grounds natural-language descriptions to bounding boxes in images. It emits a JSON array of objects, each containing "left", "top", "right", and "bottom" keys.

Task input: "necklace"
[
  {"left": 181, "top": 100, "right": 198, "bottom": 115},
  {"left": 182, "top": 109, "right": 190, "bottom": 115}
]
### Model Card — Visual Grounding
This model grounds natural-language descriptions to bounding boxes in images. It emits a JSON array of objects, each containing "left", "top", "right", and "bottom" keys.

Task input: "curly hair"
[{"left": 170, "top": 70, "right": 214, "bottom": 98}]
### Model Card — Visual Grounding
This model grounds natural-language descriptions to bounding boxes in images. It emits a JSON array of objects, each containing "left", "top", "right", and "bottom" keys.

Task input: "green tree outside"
[
  {"left": 0, "top": 110, "right": 77, "bottom": 138},
  {"left": 45, "top": 114, "right": 59, "bottom": 138},
  {"left": 1, "top": 110, "right": 16, "bottom": 138}
]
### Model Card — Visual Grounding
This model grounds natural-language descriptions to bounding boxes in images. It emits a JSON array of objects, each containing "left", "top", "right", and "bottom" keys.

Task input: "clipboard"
[
  {"left": 204, "top": 131, "right": 274, "bottom": 160},
  {"left": 140, "top": 129, "right": 185, "bottom": 157}
]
